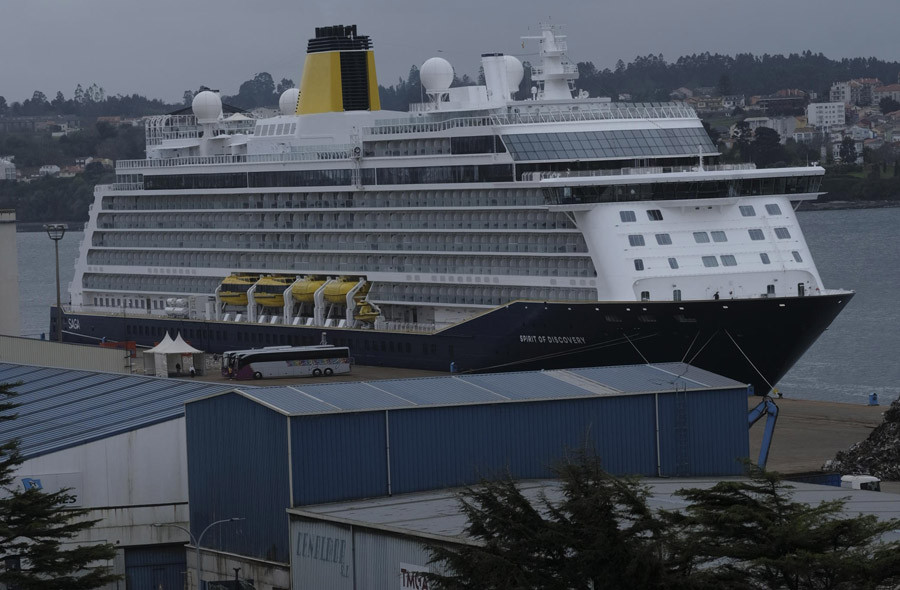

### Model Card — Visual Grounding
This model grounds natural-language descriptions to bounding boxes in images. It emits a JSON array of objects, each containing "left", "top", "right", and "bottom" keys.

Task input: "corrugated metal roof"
[
  {"left": 226, "top": 362, "right": 747, "bottom": 416},
  {"left": 0, "top": 363, "right": 234, "bottom": 459},
  {"left": 291, "top": 479, "right": 900, "bottom": 543}
]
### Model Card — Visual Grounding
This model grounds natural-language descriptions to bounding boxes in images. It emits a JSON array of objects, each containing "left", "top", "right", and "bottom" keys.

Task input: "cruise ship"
[{"left": 57, "top": 24, "right": 852, "bottom": 394}]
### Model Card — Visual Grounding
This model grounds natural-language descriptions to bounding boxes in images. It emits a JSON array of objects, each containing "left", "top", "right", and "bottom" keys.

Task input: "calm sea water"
[{"left": 14, "top": 208, "right": 900, "bottom": 403}]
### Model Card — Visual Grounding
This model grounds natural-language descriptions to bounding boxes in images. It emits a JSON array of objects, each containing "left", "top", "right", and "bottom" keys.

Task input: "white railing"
[
  {"left": 523, "top": 163, "right": 756, "bottom": 181},
  {"left": 531, "top": 63, "right": 579, "bottom": 77},
  {"left": 116, "top": 144, "right": 356, "bottom": 171},
  {"left": 365, "top": 102, "right": 696, "bottom": 136}
]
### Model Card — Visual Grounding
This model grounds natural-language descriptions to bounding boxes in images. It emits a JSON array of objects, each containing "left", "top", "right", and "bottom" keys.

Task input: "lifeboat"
[
  {"left": 323, "top": 277, "right": 360, "bottom": 303},
  {"left": 254, "top": 275, "right": 296, "bottom": 307},
  {"left": 219, "top": 274, "right": 259, "bottom": 306},
  {"left": 291, "top": 276, "right": 326, "bottom": 303},
  {"left": 354, "top": 302, "right": 381, "bottom": 323}
]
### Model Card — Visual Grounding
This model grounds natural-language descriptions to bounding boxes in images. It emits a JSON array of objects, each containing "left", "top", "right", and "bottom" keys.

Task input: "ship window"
[
  {"left": 655, "top": 233, "right": 672, "bottom": 245},
  {"left": 619, "top": 210, "right": 636, "bottom": 222},
  {"left": 760, "top": 253, "right": 771, "bottom": 264},
  {"left": 634, "top": 259, "right": 644, "bottom": 271},
  {"left": 792, "top": 250, "right": 803, "bottom": 262},
  {"left": 740, "top": 205, "right": 756, "bottom": 217},
  {"left": 693, "top": 232, "right": 710, "bottom": 243},
  {"left": 702, "top": 255, "right": 719, "bottom": 267},
  {"left": 640, "top": 291, "right": 650, "bottom": 301},
  {"left": 628, "top": 235, "right": 645, "bottom": 247},
  {"left": 646, "top": 209, "right": 663, "bottom": 221},
  {"left": 668, "top": 257, "right": 679, "bottom": 269},
  {"left": 766, "top": 203, "right": 782, "bottom": 215},
  {"left": 748, "top": 229, "right": 765, "bottom": 240},
  {"left": 721, "top": 254, "right": 737, "bottom": 266},
  {"left": 774, "top": 227, "right": 791, "bottom": 239},
  {"left": 711, "top": 231, "right": 727, "bottom": 242},
  {"left": 673, "top": 289, "right": 682, "bottom": 301}
]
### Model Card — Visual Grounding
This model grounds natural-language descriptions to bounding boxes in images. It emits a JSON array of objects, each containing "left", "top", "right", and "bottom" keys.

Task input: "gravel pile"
[{"left": 824, "top": 398, "right": 900, "bottom": 479}]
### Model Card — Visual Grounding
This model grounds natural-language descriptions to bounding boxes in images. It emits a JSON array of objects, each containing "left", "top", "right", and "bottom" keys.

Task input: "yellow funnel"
[{"left": 298, "top": 24, "right": 380, "bottom": 115}]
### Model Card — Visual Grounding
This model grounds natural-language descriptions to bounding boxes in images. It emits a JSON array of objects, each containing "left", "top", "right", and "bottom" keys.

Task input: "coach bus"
[{"left": 223, "top": 345, "right": 351, "bottom": 380}]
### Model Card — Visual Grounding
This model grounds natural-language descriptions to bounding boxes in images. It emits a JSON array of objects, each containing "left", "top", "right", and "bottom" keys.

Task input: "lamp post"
[
  {"left": 43, "top": 224, "right": 67, "bottom": 342},
  {"left": 152, "top": 517, "right": 245, "bottom": 590}
]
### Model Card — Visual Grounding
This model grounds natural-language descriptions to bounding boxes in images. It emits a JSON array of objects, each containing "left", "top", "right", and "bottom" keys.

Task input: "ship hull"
[{"left": 53, "top": 292, "right": 852, "bottom": 395}]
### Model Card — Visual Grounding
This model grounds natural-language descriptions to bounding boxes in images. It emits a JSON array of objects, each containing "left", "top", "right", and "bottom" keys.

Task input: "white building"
[
  {"left": 0, "top": 158, "right": 15, "bottom": 181},
  {"left": 807, "top": 103, "right": 845, "bottom": 129},
  {"left": 38, "top": 164, "right": 60, "bottom": 176},
  {"left": 0, "top": 363, "right": 234, "bottom": 589},
  {"left": 874, "top": 84, "right": 900, "bottom": 104}
]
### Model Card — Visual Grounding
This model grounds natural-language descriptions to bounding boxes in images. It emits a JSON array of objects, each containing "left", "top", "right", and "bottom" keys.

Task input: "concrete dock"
[{"left": 749, "top": 397, "right": 884, "bottom": 474}]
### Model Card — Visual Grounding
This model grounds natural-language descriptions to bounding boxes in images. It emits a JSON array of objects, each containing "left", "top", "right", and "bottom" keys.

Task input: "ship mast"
[{"left": 522, "top": 24, "right": 579, "bottom": 100}]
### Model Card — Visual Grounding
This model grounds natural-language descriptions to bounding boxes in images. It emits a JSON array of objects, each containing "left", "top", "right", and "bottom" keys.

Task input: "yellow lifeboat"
[
  {"left": 291, "top": 276, "right": 326, "bottom": 303},
  {"left": 219, "top": 274, "right": 259, "bottom": 306},
  {"left": 354, "top": 302, "right": 380, "bottom": 323},
  {"left": 323, "top": 277, "right": 360, "bottom": 303},
  {"left": 254, "top": 275, "right": 295, "bottom": 307}
]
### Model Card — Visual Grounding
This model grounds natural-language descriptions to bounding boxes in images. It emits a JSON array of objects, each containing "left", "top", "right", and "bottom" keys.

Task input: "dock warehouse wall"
[
  {"left": 185, "top": 378, "right": 749, "bottom": 565},
  {"left": 0, "top": 362, "right": 233, "bottom": 590}
]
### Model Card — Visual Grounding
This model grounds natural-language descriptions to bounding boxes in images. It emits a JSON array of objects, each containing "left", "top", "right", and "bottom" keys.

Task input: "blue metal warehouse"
[{"left": 185, "top": 362, "right": 750, "bottom": 565}]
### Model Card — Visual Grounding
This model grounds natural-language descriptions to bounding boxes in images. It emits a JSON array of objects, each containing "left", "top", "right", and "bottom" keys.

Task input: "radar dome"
[
  {"left": 420, "top": 57, "right": 454, "bottom": 93},
  {"left": 504, "top": 55, "right": 524, "bottom": 93},
  {"left": 279, "top": 88, "right": 300, "bottom": 115},
  {"left": 192, "top": 91, "right": 222, "bottom": 124}
]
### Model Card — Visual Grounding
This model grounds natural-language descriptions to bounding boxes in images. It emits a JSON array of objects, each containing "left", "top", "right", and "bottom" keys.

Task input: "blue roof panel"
[
  {"left": 0, "top": 364, "right": 234, "bottom": 459},
  {"left": 456, "top": 373, "right": 592, "bottom": 400},
  {"left": 223, "top": 362, "right": 747, "bottom": 416},
  {"left": 293, "top": 382, "right": 418, "bottom": 412},
  {"left": 365, "top": 377, "right": 505, "bottom": 406}
]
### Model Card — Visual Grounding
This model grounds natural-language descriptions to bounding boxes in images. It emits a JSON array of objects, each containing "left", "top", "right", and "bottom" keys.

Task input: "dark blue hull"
[{"left": 53, "top": 292, "right": 852, "bottom": 395}]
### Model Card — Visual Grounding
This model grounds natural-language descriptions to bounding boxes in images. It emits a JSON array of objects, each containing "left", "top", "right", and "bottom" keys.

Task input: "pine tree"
[
  {"left": 425, "top": 447, "right": 683, "bottom": 590},
  {"left": 0, "top": 382, "right": 120, "bottom": 589},
  {"left": 665, "top": 463, "right": 900, "bottom": 589}
]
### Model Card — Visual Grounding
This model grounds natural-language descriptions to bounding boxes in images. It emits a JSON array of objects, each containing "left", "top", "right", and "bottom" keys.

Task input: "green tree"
[
  {"left": 731, "top": 120, "right": 753, "bottom": 162},
  {"left": 276, "top": 77, "right": 295, "bottom": 95},
  {"left": 666, "top": 464, "right": 900, "bottom": 589},
  {"left": 839, "top": 136, "right": 858, "bottom": 163},
  {"left": 425, "top": 448, "right": 683, "bottom": 590},
  {"left": 0, "top": 382, "right": 120, "bottom": 589},
  {"left": 750, "top": 126, "right": 788, "bottom": 167}
]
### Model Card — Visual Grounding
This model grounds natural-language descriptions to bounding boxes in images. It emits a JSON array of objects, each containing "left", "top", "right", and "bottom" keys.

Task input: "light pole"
[
  {"left": 43, "top": 224, "right": 67, "bottom": 342},
  {"left": 152, "top": 517, "right": 245, "bottom": 590}
]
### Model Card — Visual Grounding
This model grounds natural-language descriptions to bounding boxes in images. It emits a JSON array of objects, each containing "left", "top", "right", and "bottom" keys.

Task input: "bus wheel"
[
  {"left": 253, "top": 371, "right": 262, "bottom": 380},
  {"left": 324, "top": 368, "right": 334, "bottom": 376},
  {"left": 312, "top": 368, "right": 322, "bottom": 377}
]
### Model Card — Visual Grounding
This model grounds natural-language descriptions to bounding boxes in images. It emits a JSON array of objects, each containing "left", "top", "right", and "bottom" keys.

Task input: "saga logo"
[{"left": 67, "top": 318, "right": 81, "bottom": 331}]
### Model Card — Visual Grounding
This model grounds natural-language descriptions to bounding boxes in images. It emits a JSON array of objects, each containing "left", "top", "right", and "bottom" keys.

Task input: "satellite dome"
[
  {"left": 279, "top": 88, "right": 300, "bottom": 115},
  {"left": 192, "top": 91, "right": 222, "bottom": 124},
  {"left": 504, "top": 55, "right": 524, "bottom": 92},
  {"left": 420, "top": 57, "right": 454, "bottom": 93}
]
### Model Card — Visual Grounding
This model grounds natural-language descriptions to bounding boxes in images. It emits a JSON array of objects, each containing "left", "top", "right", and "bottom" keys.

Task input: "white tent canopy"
[{"left": 142, "top": 332, "right": 205, "bottom": 377}]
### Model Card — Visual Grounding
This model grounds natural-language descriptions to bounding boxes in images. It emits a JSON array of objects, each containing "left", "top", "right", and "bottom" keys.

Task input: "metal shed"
[{"left": 185, "top": 362, "right": 749, "bottom": 565}]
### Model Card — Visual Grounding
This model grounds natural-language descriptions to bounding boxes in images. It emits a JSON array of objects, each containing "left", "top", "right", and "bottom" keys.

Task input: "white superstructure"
[{"left": 69, "top": 24, "right": 832, "bottom": 334}]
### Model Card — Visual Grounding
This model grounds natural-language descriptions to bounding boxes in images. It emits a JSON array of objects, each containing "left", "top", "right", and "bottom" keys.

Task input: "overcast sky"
[{"left": 1, "top": 0, "right": 898, "bottom": 104}]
